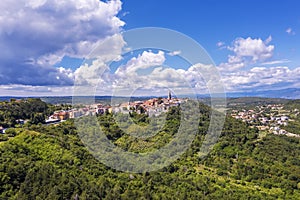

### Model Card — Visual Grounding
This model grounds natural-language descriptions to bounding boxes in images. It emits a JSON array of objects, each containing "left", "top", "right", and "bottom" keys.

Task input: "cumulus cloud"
[
  {"left": 221, "top": 66, "right": 300, "bottom": 91},
  {"left": 219, "top": 36, "right": 274, "bottom": 71},
  {"left": 6, "top": 44, "right": 297, "bottom": 96},
  {"left": 229, "top": 37, "right": 274, "bottom": 62},
  {"left": 216, "top": 36, "right": 300, "bottom": 92},
  {"left": 112, "top": 58, "right": 221, "bottom": 95},
  {"left": 112, "top": 51, "right": 167, "bottom": 91},
  {"left": 80, "top": 47, "right": 296, "bottom": 96},
  {"left": 73, "top": 50, "right": 215, "bottom": 96},
  {"left": 74, "top": 50, "right": 167, "bottom": 96},
  {"left": 115, "top": 51, "right": 166, "bottom": 76},
  {"left": 0, "top": 0, "right": 124, "bottom": 86}
]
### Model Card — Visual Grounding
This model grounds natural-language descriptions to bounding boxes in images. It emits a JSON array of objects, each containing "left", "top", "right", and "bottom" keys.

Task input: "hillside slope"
[{"left": 0, "top": 104, "right": 299, "bottom": 199}]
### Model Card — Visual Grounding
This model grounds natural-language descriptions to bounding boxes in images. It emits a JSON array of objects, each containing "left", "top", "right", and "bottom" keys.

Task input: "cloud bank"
[
  {"left": 218, "top": 36, "right": 300, "bottom": 92},
  {"left": 0, "top": 0, "right": 124, "bottom": 86}
]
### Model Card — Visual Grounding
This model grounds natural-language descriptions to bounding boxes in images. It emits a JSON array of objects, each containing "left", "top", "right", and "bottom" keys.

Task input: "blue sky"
[{"left": 0, "top": 0, "right": 300, "bottom": 96}]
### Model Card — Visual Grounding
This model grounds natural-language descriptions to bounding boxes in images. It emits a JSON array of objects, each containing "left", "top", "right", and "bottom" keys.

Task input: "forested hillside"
[
  {"left": 0, "top": 99, "right": 71, "bottom": 129},
  {"left": 0, "top": 102, "right": 299, "bottom": 199}
]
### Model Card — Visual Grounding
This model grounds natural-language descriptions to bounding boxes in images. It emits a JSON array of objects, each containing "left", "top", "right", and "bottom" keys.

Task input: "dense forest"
[
  {"left": 0, "top": 99, "right": 71, "bottom": 129},
  {"left": 0, "top": 99, "right": 299, "bottom": 199},
  {"left": 284, "top": 100, "right": 300, "bottom": 135},
  {"left": 0, "top": 99, "right": 49, "bottom": 128}
]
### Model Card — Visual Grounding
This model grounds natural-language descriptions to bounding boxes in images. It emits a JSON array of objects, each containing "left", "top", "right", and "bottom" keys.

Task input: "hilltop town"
[{"left": 46, "top": 91, "right": 186, "bottom": 123}]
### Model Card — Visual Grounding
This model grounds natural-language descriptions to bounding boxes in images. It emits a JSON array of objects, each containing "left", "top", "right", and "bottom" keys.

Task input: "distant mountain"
[
  {"left": 226, "top": 88, "right": 300, "bottom": 99},
  {"left": 0, "top": 88, "right": 299, "bottom": 104}
]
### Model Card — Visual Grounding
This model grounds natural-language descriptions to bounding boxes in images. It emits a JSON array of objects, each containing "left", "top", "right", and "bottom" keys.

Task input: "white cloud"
[
  {"left": 113, "top": 60, "right": 220, "bottom": 95},
  {"left": 75, "top": 59, "right": 111, "bottom": 88},
  {"left": 115, "top": 51, "right": 166, "bottom": 76},
  {"left": 216, "top": 36, "right": 300, "bottom": 92},
  {"left": 218, "top": 60, "right": 246, "bottom": 72},
  {"left": 4, "top": 61, "right": 300, "bottom": 96},
  {"left": 74, "top": 50, "right": 167, "bottom": 96},
  {"left": 286, "top": 27, "right": 296, "bottom": 35},
  {"left": 168, "top": 50, "right": 181, "bottom": 56},
  {"left": 86, "top": 33, "right": 126, "bottom": 62},
  {"left": 113, "top": 51, "right": 167, "bottom": 91},
  {"left": 73, "top": 50, "right": 215, "bottom": 96},
  {"left": 216, "top": 41, "right": 226, "bottom": 49},
  {"left": 230, "top": 37, "right": 274, "bottom": 62},
  {"left": 221, "top": 66, "right": 300, "bottom": 91},
  {"left": 79, "top": 48, "right": 300, "bottom": 96},
  {"left": 261, "top": 59, "right": 291, "bottom": 65},
  {"left": 216, "top": 41, "right": 224, "bottom": 47},
  {"left": 265, "top": 35, "right": 272, "bottom": 44},
  {"left": 219, "top": 36, "right": 274, "bottom": 71},
  {"left": 0, "top": 0, "right": 124, "bottom": 86},
  {"left": 0, "top": 84, "right": 75, "bottom": 96}
]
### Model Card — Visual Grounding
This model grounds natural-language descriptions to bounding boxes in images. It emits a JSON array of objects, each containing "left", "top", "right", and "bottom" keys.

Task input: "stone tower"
[{"left": 168, "top": 90, "right": 172, "bottom": 100}]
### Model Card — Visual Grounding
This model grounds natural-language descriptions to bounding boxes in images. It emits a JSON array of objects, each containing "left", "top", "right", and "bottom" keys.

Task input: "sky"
[{"left": 0, "top": 0, "right": 300, "bottom": 96}]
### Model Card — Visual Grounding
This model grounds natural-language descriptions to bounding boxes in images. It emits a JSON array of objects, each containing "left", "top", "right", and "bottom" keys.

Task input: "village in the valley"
[{"left": 230, "top": 104, "right": 300, "bottom": 138}]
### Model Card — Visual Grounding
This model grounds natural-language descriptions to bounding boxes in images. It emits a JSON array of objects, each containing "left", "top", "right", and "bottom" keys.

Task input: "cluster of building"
[
  {"left": 46, "top": 91, "right": 186, "bottom": 123},
  {"left": 231, "top": 104, "right": 300, "bottom": 138},
  {"left": 117, "top": 91, "right": 185, "bottom": 117}
]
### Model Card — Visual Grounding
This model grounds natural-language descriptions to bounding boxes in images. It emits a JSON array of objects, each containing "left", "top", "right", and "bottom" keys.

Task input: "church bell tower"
[{"left": 168, "top": 90, "right": 172, "bottom": 100}]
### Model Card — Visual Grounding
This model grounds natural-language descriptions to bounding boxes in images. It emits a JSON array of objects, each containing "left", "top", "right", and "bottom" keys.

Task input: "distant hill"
[
  {"left": 226, "top": 88, "right": 300, "bottom": 99},
  {"left": 226, "top": 97, "right": 290, "bottom": 108},
  {"left": 0, "top": 88, "right": 299, "bottom": 104}
]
